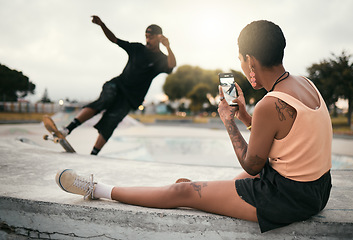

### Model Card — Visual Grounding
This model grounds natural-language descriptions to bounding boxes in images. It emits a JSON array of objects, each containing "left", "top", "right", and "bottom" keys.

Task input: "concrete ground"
[{"left": 0, "top": 115, "right": 353, "bottom": 239}]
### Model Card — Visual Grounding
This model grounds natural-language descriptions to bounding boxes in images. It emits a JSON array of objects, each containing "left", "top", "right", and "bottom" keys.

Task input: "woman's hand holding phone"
[
  {"left": 231, "top": 82, "right": 250, "bottom": 122},
  {"left": 218, "top": 82, "right": 252, "bottom": 127},
  {"left": 218, "top": 85, "right": 237, "bottom": 123}
]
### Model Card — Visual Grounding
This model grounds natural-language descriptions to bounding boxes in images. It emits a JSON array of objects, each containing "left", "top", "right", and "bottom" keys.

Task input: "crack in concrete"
[{"left": 1, "top": 222, "right": 122, "bottom": 240}]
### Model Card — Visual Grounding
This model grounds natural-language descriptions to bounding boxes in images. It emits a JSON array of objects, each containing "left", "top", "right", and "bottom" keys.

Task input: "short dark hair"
[{"left": 238, "top": 20, "right": 286, "bottom": 67}]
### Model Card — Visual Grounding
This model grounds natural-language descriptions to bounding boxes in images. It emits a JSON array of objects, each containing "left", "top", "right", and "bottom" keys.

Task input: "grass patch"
[
  {"left": 0, "top": 113, "right": 54, "bottom": 122},
  {"left": 331, "top": 115, "right": 353, "bottom": 135}
]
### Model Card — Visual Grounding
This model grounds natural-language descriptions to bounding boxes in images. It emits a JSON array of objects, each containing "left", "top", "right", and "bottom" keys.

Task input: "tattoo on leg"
[{"left": 190, "top": 182, "right": 208, "bottom": 198}]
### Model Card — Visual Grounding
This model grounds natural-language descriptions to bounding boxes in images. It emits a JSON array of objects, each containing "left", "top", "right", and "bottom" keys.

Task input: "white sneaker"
[
  {"left": 59, "top": 127, "right": 69, "bottom": 137},
  {"left": 56, "top": 169, "right": 96, "bottom": 199}
]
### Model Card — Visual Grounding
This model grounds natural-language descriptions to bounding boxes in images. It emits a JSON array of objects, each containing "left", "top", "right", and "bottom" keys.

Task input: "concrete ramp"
[{"left": 0, "top": 122, "right": 353, "bottom": 239}]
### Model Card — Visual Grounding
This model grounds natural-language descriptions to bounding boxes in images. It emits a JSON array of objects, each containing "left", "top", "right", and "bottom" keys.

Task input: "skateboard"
[{"left": 42, "top": 115, "right": 76, "bottom": 153}]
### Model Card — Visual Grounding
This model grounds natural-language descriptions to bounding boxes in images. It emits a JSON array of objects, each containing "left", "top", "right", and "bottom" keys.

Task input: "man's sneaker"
[
  {"left": 59, "top": 127, "right": 69, "bottom": 137},
  {"left": 56, "top": 169, "right": 96, "bottom": 199}
]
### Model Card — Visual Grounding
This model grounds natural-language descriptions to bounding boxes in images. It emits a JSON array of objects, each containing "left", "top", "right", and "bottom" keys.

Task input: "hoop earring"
[{"left": 250, "top": 68, "right": 256, "bottom": 87}]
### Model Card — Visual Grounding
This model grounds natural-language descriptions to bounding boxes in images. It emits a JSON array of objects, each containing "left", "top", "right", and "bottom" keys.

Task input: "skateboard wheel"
[
  {"left": 54, "top": 137, "right": 60, "bottom": 143},
  {"left": 43, "top": 135, "right": 49, "bottom": 140}
]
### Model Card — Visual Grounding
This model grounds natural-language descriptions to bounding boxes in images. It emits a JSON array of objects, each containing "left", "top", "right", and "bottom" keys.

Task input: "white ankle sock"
[{"left": 93, "top": 183, "right": 114, "bottom": 200}]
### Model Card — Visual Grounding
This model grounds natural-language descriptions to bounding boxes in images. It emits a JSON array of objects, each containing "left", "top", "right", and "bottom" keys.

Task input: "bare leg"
[
  {"left": 175, "top": 170, "right": 259, "bottom": 183},
  {"left": 94, "top": 134, "right": 107, "bottom": 150},
  {"left": 111, "top": 180, "right": 257, "bottom": 222},
  {"left": 75, "top": 107, "right": 97, "bottom": 124}
]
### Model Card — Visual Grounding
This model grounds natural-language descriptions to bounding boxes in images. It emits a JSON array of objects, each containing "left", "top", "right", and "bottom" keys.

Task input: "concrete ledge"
[
  {"left": 1, "top": 193, "right": 353, "bottom": 239},
  {"left": 1, "top": 125, "right": 353, "bottom": 239},
  {"left": 2, "top": 197, "right": 258, "bottom": 239}
]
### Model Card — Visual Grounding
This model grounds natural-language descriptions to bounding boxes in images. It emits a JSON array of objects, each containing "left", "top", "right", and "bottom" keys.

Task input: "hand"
[
  {"left": 218, "top": 83, "right": 251, "bottom": 125},
  {"left": 91, "top": 15, "right": 103, "bottom": 26},
  {"left": 159, "top": 35, "right": 170, "bottom": 48},
  {"left": 217, "top": 85, "right": 237, "bottom": 123},
  {"left": 231, "top": 82, "right": 247, "bottom": 120},
  {"left": 232, "top": 82, "right": 252, "bottom": 126}
]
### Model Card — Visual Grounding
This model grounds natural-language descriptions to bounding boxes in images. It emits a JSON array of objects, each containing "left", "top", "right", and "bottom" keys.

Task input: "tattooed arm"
[
  {"left": 219, "top": 111, "right": 266, "bottom": 176},
  {"left": 218, "top": 86, "right": 295, "bottom": 176},
  {"left": 218, "top": 85, "right": 263, "bottom": 175}
]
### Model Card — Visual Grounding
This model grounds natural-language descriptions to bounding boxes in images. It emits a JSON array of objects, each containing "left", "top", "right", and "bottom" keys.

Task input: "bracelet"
[{"left": 247, "top": 125, "right": 252, "bottom": 130}]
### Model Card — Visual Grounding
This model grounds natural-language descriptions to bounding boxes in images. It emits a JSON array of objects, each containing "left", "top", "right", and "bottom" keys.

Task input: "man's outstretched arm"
[{"left": 91, "top": 15, "right": 118, "bottom": 44}]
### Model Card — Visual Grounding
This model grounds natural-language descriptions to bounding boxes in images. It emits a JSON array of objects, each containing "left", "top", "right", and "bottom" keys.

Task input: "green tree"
[
  {"left": 187, "top": 83, "right": 211, "bottom": 113},
  {"left": 163, "top": 65, "right": 267, "bottom": 112},
  {"left": 307, "top": 60, "right": 337, "bottom": 108},
  {"left": 332, "top": 52, "right": 353, "bottom": 125},
  {"left": 0, "top": 63, "right": 35, "bottom": 101},
  {"left": 40, "top": 88, "right": 52, "bottom": 103},
  {"left": 307, "top": 51, "right": 353, "bottom": 126},
  {"left": 163, "top": 65, "right": 220, "bottom": 101}
]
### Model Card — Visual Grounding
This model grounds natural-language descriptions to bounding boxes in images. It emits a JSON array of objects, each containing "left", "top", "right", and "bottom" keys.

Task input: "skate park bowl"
[
  {"left": 49, "top": 111, "right": 353, "bottom": 170},
  {"left": 0, "top": 111, "right": 353, "bottom": 239}
]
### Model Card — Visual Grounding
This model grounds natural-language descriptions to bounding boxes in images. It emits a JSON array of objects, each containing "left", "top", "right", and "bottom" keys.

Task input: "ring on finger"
[{"left": 220, "top": 97, "right": 225, "bottom": 101}]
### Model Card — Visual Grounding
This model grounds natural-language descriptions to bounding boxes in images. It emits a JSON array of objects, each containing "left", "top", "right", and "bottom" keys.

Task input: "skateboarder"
[{"left": 61, "top": 16, "right": 176, "bottom": 155}]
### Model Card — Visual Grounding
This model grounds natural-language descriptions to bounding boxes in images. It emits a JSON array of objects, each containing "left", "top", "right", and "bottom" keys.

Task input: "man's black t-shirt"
[{"left": 111, "top": 38, "right": 173, "bottom": 109}]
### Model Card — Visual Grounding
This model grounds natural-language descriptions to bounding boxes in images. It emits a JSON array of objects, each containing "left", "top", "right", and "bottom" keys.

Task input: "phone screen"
[{"left": 219, "top": 73, "right": 238, "bottom": 106}]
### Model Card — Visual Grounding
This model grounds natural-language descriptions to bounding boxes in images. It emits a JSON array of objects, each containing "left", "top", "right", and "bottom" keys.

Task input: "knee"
[{"left": 168, "top": 182, "right": 194, "bottom": 200}]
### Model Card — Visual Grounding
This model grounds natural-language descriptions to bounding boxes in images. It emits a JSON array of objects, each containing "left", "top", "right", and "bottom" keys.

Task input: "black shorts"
[
  {"left": 85, "top": 81, "right": 131, "bottom": 141},
  {"left": 235, "top": 161, "right": 332, "bottom": 233}
]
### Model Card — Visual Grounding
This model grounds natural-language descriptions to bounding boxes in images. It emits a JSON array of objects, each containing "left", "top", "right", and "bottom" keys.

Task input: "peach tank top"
[{"left": 267, "top": 80, "right": 332, "bottom": 182}]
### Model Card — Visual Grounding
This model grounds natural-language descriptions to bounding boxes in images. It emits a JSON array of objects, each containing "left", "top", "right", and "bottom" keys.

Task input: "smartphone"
[{"left": 219, "top": 73, "right": 238, "bottom": 106}]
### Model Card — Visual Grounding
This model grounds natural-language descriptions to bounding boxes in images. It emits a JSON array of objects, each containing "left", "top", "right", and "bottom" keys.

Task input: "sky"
[{"left": 1, "top": 0, "right": 353, "bottom": 104}]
